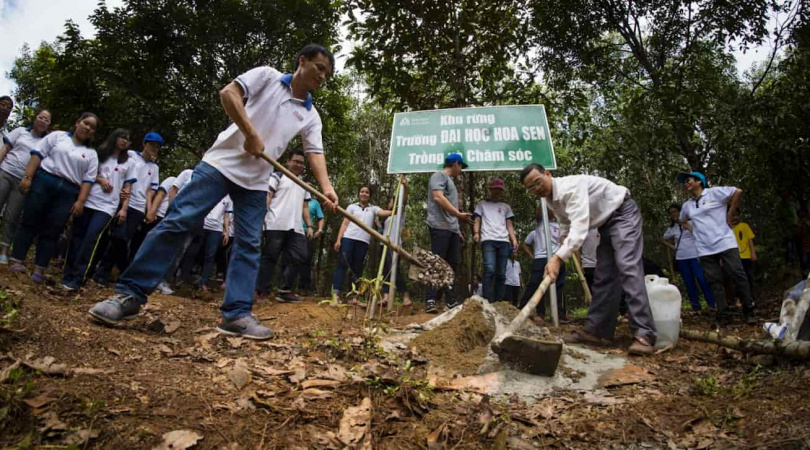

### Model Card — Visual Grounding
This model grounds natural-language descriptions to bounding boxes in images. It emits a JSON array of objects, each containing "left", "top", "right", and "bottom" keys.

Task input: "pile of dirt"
[
  {"left": 491, "top": 301, "right": 552, "bottom": 339},
  {"left": 409, "top": 301, "right": 495, "bottom": 376}
]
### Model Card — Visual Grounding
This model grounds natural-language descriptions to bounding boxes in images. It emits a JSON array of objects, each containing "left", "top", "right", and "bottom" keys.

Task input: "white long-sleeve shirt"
[{"left": 546, "top": 175, "right": 628, "bottom": 262}]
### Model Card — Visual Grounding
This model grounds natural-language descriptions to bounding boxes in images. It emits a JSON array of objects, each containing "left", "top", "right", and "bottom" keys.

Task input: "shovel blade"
[{"left": 491, "top": 335, "right": 563, "bottom": 377}]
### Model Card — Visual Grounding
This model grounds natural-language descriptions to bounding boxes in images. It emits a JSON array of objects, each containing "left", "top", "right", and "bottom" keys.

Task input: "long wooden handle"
[
  {"left": 257, "top": 152, "right": 423, "bottom": 267},
  {"left": 572, "top": 255, "right": 592, "bottom": 304},
  {"left": 504, "top": 276, "right": 552, "bottom": 336}
]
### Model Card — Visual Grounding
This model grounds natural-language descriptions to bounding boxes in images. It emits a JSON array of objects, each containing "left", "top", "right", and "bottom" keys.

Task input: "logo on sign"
[{"left": 399, "top": 118, "right": 411, "bottom": 126}]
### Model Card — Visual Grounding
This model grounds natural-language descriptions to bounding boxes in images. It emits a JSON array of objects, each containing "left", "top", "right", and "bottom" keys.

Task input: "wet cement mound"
[{"left": 409, "top": 301, "right": 495, "bottom": 376}]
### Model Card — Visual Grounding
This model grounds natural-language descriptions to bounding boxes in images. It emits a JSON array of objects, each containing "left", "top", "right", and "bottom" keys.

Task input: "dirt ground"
[{"left": 1, "top": 267, "right": 809, "bottom": 449}]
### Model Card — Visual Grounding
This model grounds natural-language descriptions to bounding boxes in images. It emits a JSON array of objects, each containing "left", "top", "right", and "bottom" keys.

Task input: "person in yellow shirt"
[{"left": 731, "top": 210, "right": 756, "bottom": 294}]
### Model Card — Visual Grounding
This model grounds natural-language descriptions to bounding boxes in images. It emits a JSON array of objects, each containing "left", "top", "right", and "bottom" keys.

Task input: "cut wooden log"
[{"left": 680, "top": 328, "right": 810, "bottom": 359}]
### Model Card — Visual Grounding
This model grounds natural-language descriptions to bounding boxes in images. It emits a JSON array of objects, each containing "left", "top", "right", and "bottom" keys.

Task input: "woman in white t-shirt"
[
  {"left": 661, "top": 203, "right": 715, "bottom": 311},
  {"left": 61, "top": 129, "right": 136, "bottom": 290},
  {"left": 0, "top": 110, "right": 51, "bottom": 264},
  {"left": 10, "top": 112, "right": 99, "bottom": 284},
  {"left": 331, "top": 185, "right": 393, "bottom": 302}
]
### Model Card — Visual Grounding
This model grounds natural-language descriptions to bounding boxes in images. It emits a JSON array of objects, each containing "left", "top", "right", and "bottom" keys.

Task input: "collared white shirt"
[
  {"left": 679, "top": 187, "right": 739, "bottom": 257},
  {"left": 344, "top": 203, "right": 381, "bottom": 244},
  {"left": 33, "top": 131, "right": 98, "bottom": 186},
  {"left": 663, "top": 223, "right": 699, "bottom": 260},
  {"left": 505, "top": 260, "right": 521, "bottom": 286},
  {"left": 264, "top": 172, "right": 310, "bottom": 234},
  {"left": 156, "top": 176, "right": 176, "bottom": 218},
  {"left": 203, "top": 66, "right": 324, "bottom": 191},
  {"left": 2, "top": 127, "right": 44, "bottom": 179},
  {"left": 546, "top": 175, "right": 628, "bottom": 261},
  {"left": 474, "top": 199, "right": 515, "bottom": 243},
  {"left": 204, "top": 195, "right": 231, "bottom": 232},
  {"left": 581, "top": 229, "right": 600, "bottom": 268},
  {"left": 84, "top": 156, "right": 138, "bottom": 216},
  {"left": 173, "top": 169, "right": 193, "bottom": 192},
  {"left": 524, "top": 219, "right": 561, "bottom": 259},
  {"left": 127, "top": 150, "right": 159, "bottom": 213}
]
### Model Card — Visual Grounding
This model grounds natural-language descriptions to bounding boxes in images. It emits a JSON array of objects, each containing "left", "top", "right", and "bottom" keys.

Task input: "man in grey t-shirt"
[{"left": 424, "top": 153, "right": 473, "bottom": 313}]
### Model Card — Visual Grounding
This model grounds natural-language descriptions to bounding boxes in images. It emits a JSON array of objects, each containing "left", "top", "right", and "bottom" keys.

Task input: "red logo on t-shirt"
[
  {"left": 81, "top": 154, "right": 85, "bottom": 158},
  {"left": 148, "top": 171, "right": 152, "bottom": 176},
  {"left": 114, "top": 168, "right": 119, "bottom": 172},
  {"left": 293, "top": 111, "right": 304, "bottom": 121}
]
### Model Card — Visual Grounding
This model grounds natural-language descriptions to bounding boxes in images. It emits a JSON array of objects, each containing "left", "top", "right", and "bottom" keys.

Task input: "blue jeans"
[
  {"left": 199, "top": 230, "right": 223, "bottom": 286},
  {"left": 115, "top": 162, "right": 265, "bottom": 319},
  {"left": 481, "top": 240, "right": 510, "bottom": 302},
  {"left": 63, "top": 207, "right": 113, "bottom": 287},
  {"left": 676, "top": 258, "right": 715, "bottom": 310},
  {"left": 521, "top": 257, "right": 566, "bottom": 316},
  {"left": 12, "top": 170, "right": 79, "bottom": 268},
  {"left": 332, "top": 237, "right": 369, "bottom": 292}
]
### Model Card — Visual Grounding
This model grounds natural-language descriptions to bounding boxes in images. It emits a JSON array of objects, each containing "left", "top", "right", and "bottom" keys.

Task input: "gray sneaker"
[
  {"left": 88, "top": 294, "right": 141, "bottom": 325},
  {"left": 216, "top": 315, "right": 274, "bottom": 340}
]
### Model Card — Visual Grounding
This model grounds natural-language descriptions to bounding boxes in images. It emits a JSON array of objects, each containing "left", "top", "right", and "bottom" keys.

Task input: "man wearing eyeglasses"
[
  {"left": 677, "top": 171, "right": 754, "bottom": 326},
  {"left": 520, "top": 164, "right": 657, "bottom": 356}
]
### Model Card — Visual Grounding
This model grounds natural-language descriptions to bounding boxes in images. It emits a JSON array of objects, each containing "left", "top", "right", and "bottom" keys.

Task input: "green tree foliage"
[{"left": 9, "top": 0, "right": 344, "bottom": 176}]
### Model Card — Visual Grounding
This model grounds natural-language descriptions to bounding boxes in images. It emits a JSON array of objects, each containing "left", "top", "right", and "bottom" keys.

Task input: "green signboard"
[{"left": 387, "top": 105, "right": 556, "bottom": 174}]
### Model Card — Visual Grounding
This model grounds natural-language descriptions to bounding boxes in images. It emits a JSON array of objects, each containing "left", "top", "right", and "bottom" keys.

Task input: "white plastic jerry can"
[{"left": 644, "top": 275, "right": 682, "bottom": 349}]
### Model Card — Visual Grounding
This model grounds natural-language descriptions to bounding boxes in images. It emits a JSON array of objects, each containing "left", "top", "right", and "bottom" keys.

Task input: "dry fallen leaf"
[
  {"left": 164, "top": 321, "right": 181, "bottom": 334},
  {"left": 228, "top": 361, "right": 251, "bottom": 390},
  {"left": 195, "top": 332, "right": 219, "bottom": 350},
  {"left": 300, "top": 388, "right": 333, "bottom": 399},
  {"left": 24, "top": 356, "right": 68, "bottom": 376},
  {"left": 152, "top": 430, "right": 204, "bottom": 450},
  {"left": 427, "top": 423, "right": 448, "bottom": 450},
  {"left": 226, "top": 337, "right": 244, "bottom": 349},
  {"left": 39, "top": 410, "right": 68, "bottom": 433},
  {"left": 62, "top": 429, "right": 100, "bottom": 446},
  {"left": 301, "top": 379, "right": 341, "bottom": 389},
  {"left": 254, "top": 366, "right": 294, "bottom": 377},
  {"left": 322, "top": 364, "right": 348, "bottom": 382},
  {"left": 337, "top": 397, "right": 372, "bottom": 449},
  {"left": 598, "top": 365, "right": 654, "bottom": 388},
  {"left": 23, "top": 394, "right": 55, "bottom": 409}
]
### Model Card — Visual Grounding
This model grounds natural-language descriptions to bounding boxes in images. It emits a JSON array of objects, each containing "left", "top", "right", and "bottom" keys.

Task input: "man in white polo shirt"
[
  {"left": 90, "top": 44, "right": 338, "bottom": 340},
  {"left": 677, "top": 171, "right": 754, "bottom": 326},
  {"left": 521, "top": 163, "right": 657, "bottom": 356},
  {"left": 255, "top": 148, "right": 312, "bottom": 302}
]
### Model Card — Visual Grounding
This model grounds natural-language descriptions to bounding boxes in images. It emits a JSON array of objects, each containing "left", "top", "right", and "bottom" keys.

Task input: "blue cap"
[
  {"left": 445, "top": 153, "right": 468, "bottom": 169},
  {"left": 143, "top": 132, "right": 164, "bottom": 146},
  {"left": 677, "top": 171, "right": 706, "bottom": 188}
]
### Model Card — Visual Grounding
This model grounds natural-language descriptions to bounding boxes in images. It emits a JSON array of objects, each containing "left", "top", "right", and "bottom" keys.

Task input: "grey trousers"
[
  {"left": 0, "top": 170, "right": 25, "bottom": 248},
  {"left": 585, "top": 197, "right": 657, "bottom": 343},
  {"left": 699, "top": 248, "right": 753, "bottom": 317}
]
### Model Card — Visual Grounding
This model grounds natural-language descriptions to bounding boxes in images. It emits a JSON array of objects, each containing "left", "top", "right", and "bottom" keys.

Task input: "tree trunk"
[{"left": 680, "top": 329, "right": 810, "bottom": 359}]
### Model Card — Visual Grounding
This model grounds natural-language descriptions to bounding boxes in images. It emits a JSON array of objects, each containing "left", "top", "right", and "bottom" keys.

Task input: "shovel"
[
  {"left": 257, "top": 152, "right": 451, "bottom": 288},
  {"left": 490, "top": 275, "right": 563, "bottom": 376}
]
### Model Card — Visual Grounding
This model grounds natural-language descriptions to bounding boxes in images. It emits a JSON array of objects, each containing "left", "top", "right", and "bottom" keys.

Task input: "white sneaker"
[{"left": 156, "top": 281, "right": 175, "bottom": 295}]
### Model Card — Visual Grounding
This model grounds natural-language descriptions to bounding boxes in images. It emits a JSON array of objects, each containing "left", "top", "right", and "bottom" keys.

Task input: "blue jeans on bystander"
[
  {"left": 481, "top": 240, "right": 510, "bottom": 302},
  {"left": 11, "top": 170, "right": 79, "bottom": 268}
]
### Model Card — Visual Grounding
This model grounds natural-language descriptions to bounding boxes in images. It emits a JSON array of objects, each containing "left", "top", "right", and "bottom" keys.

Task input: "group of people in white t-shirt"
[{"left": 0, "top": 111, "right": 174, "bottom": 292}]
